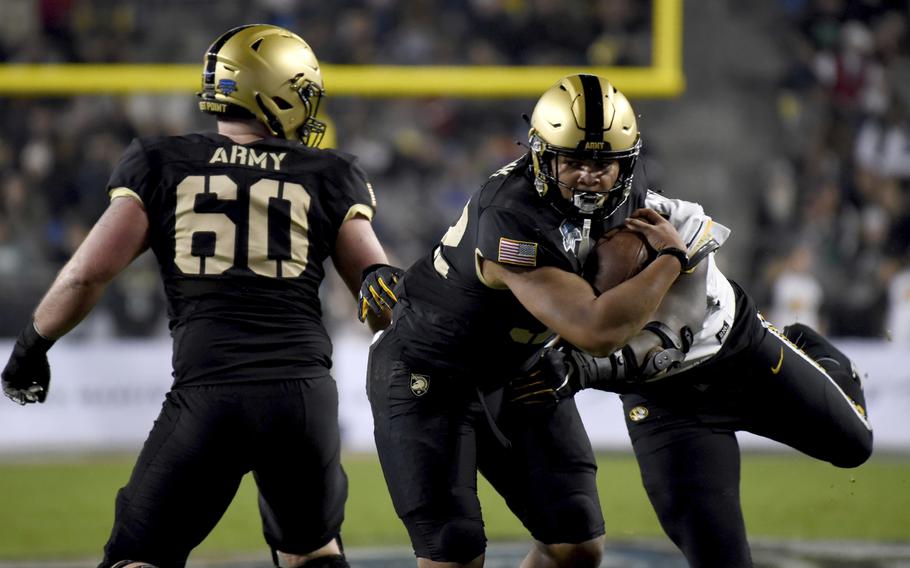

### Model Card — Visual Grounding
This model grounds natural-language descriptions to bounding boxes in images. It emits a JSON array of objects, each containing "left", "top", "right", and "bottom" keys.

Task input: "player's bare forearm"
[
  {"left": 33, "top": 271, "right": 109, "bottom": 338},
  {"left": 482, "top": 207, "right": 687, "bottom": 354},
  {"left": 485, "top": 255, "right": 681, "bottom": 357},
  {"left": 333, "top": 216, "right": 396, "bottom": 332},
  {"left": 35, "top": 197, "right": 149, "bottom": 339},
  {"left": 589, "top": 254, "right": 683, "bottom": 350}
]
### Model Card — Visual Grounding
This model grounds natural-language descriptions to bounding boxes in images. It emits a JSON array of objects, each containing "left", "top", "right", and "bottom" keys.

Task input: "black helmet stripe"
[
  {"left": 578, "top": 74, "right": 604, "bottom": 142},
  {"left": 204, "top": 24, "right": 258, "bottom": 89}
]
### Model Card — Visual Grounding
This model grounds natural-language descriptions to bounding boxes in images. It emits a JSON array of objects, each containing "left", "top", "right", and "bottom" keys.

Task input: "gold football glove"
[{"left": 357, "top": 264, "right": 403, "bottom": 322}]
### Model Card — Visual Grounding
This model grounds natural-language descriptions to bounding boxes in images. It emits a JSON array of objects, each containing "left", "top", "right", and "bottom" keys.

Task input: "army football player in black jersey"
[
  {"left": 0, "top": 25, "right": 394, "bottom": 568},
  {"left": 361, "top": 75, "right": 689, "bottom": 567},
  {"left": 509, "top": 170, "right": 874, "bottom": 567}
]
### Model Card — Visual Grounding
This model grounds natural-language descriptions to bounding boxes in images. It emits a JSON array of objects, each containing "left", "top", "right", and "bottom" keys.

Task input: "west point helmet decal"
[{"left": 217, "top": 79, "right": 238, "bottom": 95}]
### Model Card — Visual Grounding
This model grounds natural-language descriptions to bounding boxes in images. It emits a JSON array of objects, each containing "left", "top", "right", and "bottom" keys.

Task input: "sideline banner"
[{"left": 0, "top": 335, "right": 906, "bottom": 454}]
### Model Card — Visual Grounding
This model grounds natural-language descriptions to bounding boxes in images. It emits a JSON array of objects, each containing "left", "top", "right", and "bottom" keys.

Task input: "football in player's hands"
[{"left": 585, "top": 228, "right": 654, "bottom": 293}]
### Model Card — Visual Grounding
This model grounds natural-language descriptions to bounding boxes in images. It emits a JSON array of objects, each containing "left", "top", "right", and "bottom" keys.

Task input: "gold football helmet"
[
  {"left": 529, "top": 74, "right": 641, "bottom": 218},
  {"left": 198, "top": 24, "right": 326, "bottom": 147}
]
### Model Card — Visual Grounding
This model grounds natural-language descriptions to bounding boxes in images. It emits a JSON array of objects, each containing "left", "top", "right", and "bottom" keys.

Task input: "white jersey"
[{"left": 645, "top": 191, "right": 737, "bottom": 375}]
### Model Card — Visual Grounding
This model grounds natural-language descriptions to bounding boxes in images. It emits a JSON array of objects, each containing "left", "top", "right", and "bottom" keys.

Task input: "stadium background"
[{"left": 1, "top": 0, "right": 909, "bottom": 566}]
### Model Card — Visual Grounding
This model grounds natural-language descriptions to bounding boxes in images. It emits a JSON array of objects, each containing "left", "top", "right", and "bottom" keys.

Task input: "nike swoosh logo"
[{"left": 771, "top": 347, "right": 784, "bottom": 374}]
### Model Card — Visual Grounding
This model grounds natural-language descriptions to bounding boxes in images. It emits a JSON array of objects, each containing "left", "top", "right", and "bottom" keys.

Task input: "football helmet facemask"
[
  {"left": 529, "top": 74, "right": 641, "bottom": 219},
  {"left": 198, "top": 24, "right": 326, "bottom": 147}
]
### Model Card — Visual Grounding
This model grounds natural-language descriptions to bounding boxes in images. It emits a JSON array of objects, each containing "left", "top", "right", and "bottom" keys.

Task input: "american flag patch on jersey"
[{"left": 498, "top": 237, "right": 538, "bottom": 267}]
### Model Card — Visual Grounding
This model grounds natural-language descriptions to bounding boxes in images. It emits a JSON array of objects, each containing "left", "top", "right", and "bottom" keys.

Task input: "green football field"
[{"left": 1, "top": 452, "right": 908, "bottom": 561}]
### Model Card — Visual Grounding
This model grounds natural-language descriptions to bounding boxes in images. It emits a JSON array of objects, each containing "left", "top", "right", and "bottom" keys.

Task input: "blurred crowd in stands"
[
  {"left": 757, "top": 0, "right": 910, "bottom": 340},
  {"left": 0, "top": 0, "right": 907, "bottom": 342}
]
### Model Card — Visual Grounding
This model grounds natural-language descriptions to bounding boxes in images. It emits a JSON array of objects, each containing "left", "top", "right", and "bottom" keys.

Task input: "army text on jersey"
[{"left": 106, "top": 132, "right": 375, "bottom": 386}]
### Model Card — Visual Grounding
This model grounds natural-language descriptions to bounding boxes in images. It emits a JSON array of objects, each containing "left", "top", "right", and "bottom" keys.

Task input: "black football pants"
[
  {"left": 367, "top": 327, "right": 604, "bottom": 564},
  {"left": 98, "top": 378, "right": 347, "bottom": 568},
  {"left": 621, "top": 315, "right": 872, "bottom": 568}
]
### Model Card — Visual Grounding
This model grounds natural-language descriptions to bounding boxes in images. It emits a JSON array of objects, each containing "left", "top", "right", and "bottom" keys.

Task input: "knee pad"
[
  {"left": 109, "top": 562, "right": 159, "bottom": 568},
  {"left": 413, "top": 518, "right": 485, "bottom": 563},
  {"left": 439, "top": 518, "right": 486, "bottom": 563},
  {"left": 784, "top": 323, "right": 865, "bottom": 404},
  {"left": 784, "top": 324, "right": 851, "bottom": 370},
  {"left": 538, "top": 493, "right": 603, "bottom": 544}
]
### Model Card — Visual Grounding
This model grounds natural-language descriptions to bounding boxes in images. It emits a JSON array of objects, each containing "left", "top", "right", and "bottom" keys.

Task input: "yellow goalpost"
[{"left": 0, "top": 0, "right": 683, "bottom": 98}]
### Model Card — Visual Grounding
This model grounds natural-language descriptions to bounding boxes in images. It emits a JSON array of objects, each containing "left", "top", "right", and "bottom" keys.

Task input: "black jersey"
[
  {"left": 394, "top": 154, "right": 645, "bottom": 385},
  {"left": 106, "top": 132, "right": 376, "bottom": 386}
]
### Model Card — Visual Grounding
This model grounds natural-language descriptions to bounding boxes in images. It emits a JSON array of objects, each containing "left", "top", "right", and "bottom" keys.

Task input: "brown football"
[{"left": 585, "top": 228, "right": 653, "bottom": 293}]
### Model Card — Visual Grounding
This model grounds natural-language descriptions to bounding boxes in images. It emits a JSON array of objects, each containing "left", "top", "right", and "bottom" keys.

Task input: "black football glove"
[
  {"left": 507, "top": 346, "right": 580, "bottom": 410},
  {"left": 2, "top": 321, "right": 56, "bottom": 405},
  {"left": 357, "top": 264, "right": 404, "bottom": 323},
  {"left": 509, "top": 341, "right": 648, "bottom": 409}
]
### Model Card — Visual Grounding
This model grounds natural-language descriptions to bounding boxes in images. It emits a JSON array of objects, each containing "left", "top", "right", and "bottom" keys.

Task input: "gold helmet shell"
[
  {"left": 529, "top": 74, "right": 641, "bottom": 217},
  {"left": 198, "top": 24, "right": 326, "bottom": 147}
]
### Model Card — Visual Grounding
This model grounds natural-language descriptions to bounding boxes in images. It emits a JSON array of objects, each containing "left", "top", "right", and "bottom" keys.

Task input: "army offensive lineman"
[{"left": 1, "top": 25, "right": 394, "bottom": 568}]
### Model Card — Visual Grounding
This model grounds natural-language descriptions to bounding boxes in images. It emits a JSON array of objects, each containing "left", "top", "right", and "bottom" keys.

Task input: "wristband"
[
  {"left": 22, "top": 321, "right": 56, "bottom": 353},
  {"left": 656, "top": 247, "right": 689, "bottom": 272}
]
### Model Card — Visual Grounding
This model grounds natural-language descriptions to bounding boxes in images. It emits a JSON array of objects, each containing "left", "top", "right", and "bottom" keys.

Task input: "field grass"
[{"left": 0, "top": 452, "right": 908, "bottom": 561}]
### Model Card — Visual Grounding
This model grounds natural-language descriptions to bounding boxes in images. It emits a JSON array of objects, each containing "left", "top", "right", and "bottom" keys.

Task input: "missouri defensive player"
[{"left": 510, "top": 189, "right": 873, "bottom": 568}]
